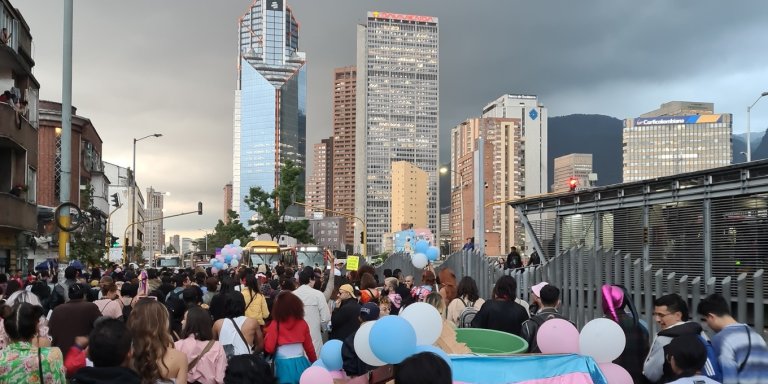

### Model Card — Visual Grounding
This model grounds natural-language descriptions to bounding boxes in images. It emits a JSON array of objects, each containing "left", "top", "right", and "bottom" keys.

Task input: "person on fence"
[
  {"left": 520, "top": 284, "right": 570, "bottom": 353},
  {"left": 697, "top": 293, "right": 768, "bottom": 384},
  {"left": 505, "top": 247, "right": 524, "bottom": 270},
  {"left": 601, "top": 284, "right": 649, "bottom": 383},
  {"left": 664, "top": 334, "right": 721, "bottom": 384},
  {"left": 446, "top": 276, "right": 485, "bottom": 328},
  {"left": 471, "top": 275, "right": 529, "bottom": 336},
  {"left": 643, "top": 293, "right": 714, "bottom": 383}
]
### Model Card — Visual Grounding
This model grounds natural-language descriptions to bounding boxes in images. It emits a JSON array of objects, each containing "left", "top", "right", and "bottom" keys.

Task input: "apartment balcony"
[{"left": 0, "top": 192, "right": 36, "bottom": 231}]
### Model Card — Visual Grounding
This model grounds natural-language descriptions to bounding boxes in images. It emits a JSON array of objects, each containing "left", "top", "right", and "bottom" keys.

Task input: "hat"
[
  {"left": 601, "top": 284, "right": 625, "bottom": 322},
  {"left": 531, "top": 282, "right": 549, "bottom": 297},
  {"left": 360, "top": 302, "right": 380, "bottom": 321},
  {"left": 339, "top": 284, "right": 356, "bottom": 298}
]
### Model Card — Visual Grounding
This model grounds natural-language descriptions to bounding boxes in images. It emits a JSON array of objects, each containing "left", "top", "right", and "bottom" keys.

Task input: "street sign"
[
  {"left": 346, "top": 255, "right": 360, "bottom": 271},
  {"left": 109, "top": 247, "right": 123, "bottom": 262}
]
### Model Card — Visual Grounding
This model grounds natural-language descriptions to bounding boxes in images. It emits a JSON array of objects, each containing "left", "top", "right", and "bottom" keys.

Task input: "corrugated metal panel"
[{"left": 648, "top": 202, "right": 705, "bottom": 279}]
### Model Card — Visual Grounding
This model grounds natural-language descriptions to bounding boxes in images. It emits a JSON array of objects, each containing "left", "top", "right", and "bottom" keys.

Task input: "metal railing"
[{"left": 378, "top": 247, "right": 766, "bottom": 338}]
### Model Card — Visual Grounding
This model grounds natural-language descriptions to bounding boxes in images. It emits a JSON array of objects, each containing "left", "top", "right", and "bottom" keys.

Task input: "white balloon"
[
  {"left": 412, "top": 253, "right": 428, "bottom": 269},
  {"left": 354, "top": 321, "right": 386, "bottom": 367},
  {"left": 579, "top": 318, "right": 626, "bottom": 363},
  {"left": 233, "top": 239, "right": 241, "bottom": 246},
  {"left": 400, "top": 302, "right": 443, "bottom": 345},
  {"left": 231, "top": 260, "right": 240, "bottom": 268}
]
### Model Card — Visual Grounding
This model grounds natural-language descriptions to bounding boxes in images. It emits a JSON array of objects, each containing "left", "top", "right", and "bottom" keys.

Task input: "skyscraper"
[
  {"left": 233, "top": 0, "right": 307, "bottom": 222},
  {"left": 223, "top": 183, "right": 233, "bottom": 222},
  {"left": 553, "top": 154, "right": 593, "bottom": 193},
  {"left": 144, "top": 187, "right": 166, "bottom": 261},
  {"left": 305, "top": 138, "right": 332, "bottom": 217},
  {"left": 623, "top": 101, "right": 732, "bottom": 182},
  {"left": 355, "top": 12, "right": 439, "bottom": 254},
  {"left": 391, "top": 161, "right": 428, "bottom": 233},
  {"left": 331, "top": 66, "right": 357, "bottom": 248}
]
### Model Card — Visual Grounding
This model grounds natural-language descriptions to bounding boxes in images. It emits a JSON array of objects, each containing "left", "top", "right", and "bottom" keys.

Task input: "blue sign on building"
[{"left": 529, "top": 108, "right": 538, "bottom": 120}]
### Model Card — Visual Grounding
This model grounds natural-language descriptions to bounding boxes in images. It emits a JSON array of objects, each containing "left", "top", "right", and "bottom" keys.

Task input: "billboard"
[
  {"left": 633, "top": 114, "right": 722, "bottom": 126},
  {"left": 369, "top": 11, "right": 436, "bottom": 23}
]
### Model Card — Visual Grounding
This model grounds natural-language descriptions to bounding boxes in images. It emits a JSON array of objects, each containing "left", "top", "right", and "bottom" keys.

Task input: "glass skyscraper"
[
  {"left": 233, "top": 0, "right": 306, "bottom": 222},
  {"left": 355, "top": 12, "right": 439, "bottom": 254}
]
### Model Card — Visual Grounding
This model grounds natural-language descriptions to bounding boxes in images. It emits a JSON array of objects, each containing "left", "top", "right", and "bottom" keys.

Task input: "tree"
[
  {"left": 207, "top": 210, "right": 252, "bottom": 250},
  {"left": 244, "top": 160, "right": 313, "bottom": 243},
  {"left": 69, "top": 184, "right": 107, "bottom": 267},
  {"left": 164, "top": 244, "right": 176, "bottom": 254}
]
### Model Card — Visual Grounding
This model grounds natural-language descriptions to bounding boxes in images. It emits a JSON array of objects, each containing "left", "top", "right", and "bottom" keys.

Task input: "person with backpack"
[
  {"left": 520, "top": 284, "right": 570, "bottom": 352},
  {"left": 697, "top": 293, "right": 768, "bottom": 384},
  {"left": 643, "top": 293, "right": 720, "bottom": 383},
  {"left": 446, "top": 276, "right": 485, "bottom": 328},
  {"left": 471, "top": 276, "right": 529, "bottom": 335}
]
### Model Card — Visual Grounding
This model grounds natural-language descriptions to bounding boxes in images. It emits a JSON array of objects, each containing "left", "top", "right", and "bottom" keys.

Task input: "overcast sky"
[{"left": 15, "top": 0, "right": 768, "bottom": 241}]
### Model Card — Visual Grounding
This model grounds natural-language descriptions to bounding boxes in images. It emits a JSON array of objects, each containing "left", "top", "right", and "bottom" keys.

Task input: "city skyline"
[{"left": 13, "top": 1, "right": 768, "bottom": 239}]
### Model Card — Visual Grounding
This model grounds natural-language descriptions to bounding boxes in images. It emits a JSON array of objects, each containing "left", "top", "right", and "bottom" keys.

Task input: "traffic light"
[
  {"left": 568, "top": 177, "right": 578, "bottom": 192},
  {"left": 359, "top": 231, "right": 364, "bottom": 244},
  {"left": 110, "top": 193, "right": 121, "bottom": 208},
  {"left": 198, "top": 202, "right": 203, "bottom": 215},
  {"left": 111, "top": 236, "right": 119, "bottom": 247}
]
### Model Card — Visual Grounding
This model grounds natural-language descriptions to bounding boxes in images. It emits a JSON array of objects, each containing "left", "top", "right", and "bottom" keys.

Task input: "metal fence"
[{"left": 377, "top": 247, "right": 766, "bottom": 338}]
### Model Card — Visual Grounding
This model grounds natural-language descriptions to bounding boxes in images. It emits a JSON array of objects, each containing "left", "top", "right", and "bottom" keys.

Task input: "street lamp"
[
  {"left": 440, "top": 166, "right": 465, "bottom": 253},
  {"left": 747, "top": 91, "right": 768, "bottom": 162},
  {"left": 132, "top": 133, "right": 162, "bottom": 262}
]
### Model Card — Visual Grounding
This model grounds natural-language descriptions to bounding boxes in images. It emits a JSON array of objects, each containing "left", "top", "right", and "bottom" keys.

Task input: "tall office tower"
[
  {"left": 331, "top": 66, "right": 357, "bottom": 248},
  {"left": 391, "top": 161, "right": 428, "bottom": 233},
  {"left": 449, "top": 117, "right": 522, "bottom": 254},
  {"left": 144, "top": 187, "right": 166, "bottom": 259},
  {"left": 233, "top": 0, "right": 307, "bottom": 222},
  {"left": 223, "top": 183, "right": 233, "bottom": 222},
  {"left": 355, "top": 12, "right": 439, "bottom": 254},
  {"left": 306, "top": 138, "right": 333, "bottom": 217},
  {"left": 623, "top": 101, "right": 732, "bottom": 182},
  {"left": 171, "top": 235, "right": 180, "bottom": 254},
  {"left": 553, "top": 154, "right": 593, "bottom": 193}
]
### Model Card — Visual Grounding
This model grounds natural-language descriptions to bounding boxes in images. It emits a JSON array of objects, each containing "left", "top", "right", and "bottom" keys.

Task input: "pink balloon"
[
  {"left": 536, "top": 318, "right": 580, "bottom": 354},
  {"left": 211, "top": 267, "right": 219, "bottom": 274},
  {"left": 598, "top": 363, "right": 632, "bottom": 384},
  {"left": 300, "top": 366, "right": 333, "bottom": 384}
]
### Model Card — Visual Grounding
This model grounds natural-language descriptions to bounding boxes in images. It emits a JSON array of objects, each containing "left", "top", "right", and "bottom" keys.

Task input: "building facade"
[
  {"left": 623, "top": 101, "right": 732, "bottom": 182},
  {"left": 0, "top": 0, "right": 39, "bottom": 273},
  {"left": 223, "top": 182, "right": 232, "bottom": 222},
  {"left": 553, "top": 153, "right": 593, "bottom": 193},
  {"left": 390, "top": 161, "right": 428, "bottom": 233},
  {"left": 104, "top": 162, "right": 144, "bottom": 257},
  {"left": 308, "top": 216, "right": 346, "bottom": 252},
  {"left": 143, "top": 187, "right": 166, "bottom": 261},
  {"left": 233, "top": 0, "right": 307, "bottom": 222},
  {"left": 355, "top": 11, "right": 439, "bottom": 254},
  {"left": 171, "top": 234, "right": 180, "bottom": 253},
  {"left": 449, "top": 118, "right": 522, "bottom": 255},
  {"left": 331, "top": 66, "right": 357, "bottom": 248},
  {"left": 305, "top": 138, "right": 332, "bottom": 217}
]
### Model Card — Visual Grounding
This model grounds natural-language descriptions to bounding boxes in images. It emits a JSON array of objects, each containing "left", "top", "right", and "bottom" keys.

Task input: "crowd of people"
[{"left": 0, "top": 255, "right": 766, "bottom": 384}]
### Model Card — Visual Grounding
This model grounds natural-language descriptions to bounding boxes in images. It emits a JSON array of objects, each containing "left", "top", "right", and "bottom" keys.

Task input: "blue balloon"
[
  {"left": 415, "top": 240, "right": 430, "bottom": 254},
  {"left": 214, "top": 261, "right": 223, "bottom": 269},
  {"left": 312, "top": 359, "right": 326, "bottom": 368},
  {"left": 426, "top": 246, "right": 440, "bottom": 261},
  {"left": 415, "top": 345, "right": 452, "bottom": 370},
  {"left": 224, "top": 255, "right": 233, "bottom": 263},
  {"left": 369, "top": 316, "right": 417, "bottom": 364},
  {"left": 319, "top": 339, "right": 344, "bottom": 371}
]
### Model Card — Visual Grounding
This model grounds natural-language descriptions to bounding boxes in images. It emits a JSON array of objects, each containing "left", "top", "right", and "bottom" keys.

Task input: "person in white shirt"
[
  {"left": 665, "top": 334, "right": 720, "bottom": 384},
  {"left": 292, "top": 268, "right": 330, "bottom": 357}
]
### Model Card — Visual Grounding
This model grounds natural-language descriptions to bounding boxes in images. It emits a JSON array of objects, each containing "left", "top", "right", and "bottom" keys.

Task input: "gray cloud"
[{"left": 15, "top": 0, "right": 768, "bottom": 239}]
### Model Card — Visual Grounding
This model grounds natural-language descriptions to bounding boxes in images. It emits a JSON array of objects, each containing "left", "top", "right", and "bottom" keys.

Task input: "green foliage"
[
  {"left": 244, "top": 160, "right": 313, "bottom": 243},
  {"left": 207, "top": 210, "right": 252, "bottom": 250},
  {"left": 164, "top": 244, "right": 176, "bottom": 254},
  {"left": 69, "top": 184, "right": 106, "bottom": 267}
]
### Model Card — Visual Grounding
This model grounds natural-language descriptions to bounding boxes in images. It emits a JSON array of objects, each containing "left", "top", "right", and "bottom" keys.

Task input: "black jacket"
[
  {"left": 519, "top": 308, "right": 571, "bottom": 352},
  {"left": 70, "top": 366, "right": 141, "bottom": 384},
  {"left": 471, "top": 299, "right": 529, "bottom": 336},
  {"left": 506, "top": 251, "right": 523, "bottom": 270},
  {"left": 341, "top": 327, "right": 373, "bottom": 377},
  {"left": 330, "top": 299, "right": 361, "bottom": 341}
]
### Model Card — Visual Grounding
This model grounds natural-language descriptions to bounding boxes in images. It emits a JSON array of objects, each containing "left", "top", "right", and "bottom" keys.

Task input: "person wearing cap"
[
  {"left": 665, "top": 334, "right": 720, "bottom": 384},
  {"left": 528, "top": 282, "right": 548, "bottom": 315},
  {"left": 341, "top": 303, "right": 380, "bottom": 378},
  {"left": 329, "top": 284, "right": 361, "bottom": 341},
  {"left": 520, "top": 284, "right": 570, "bottom": 353}
]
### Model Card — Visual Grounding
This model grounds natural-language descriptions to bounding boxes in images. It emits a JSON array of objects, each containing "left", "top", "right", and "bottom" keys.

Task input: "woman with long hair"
[
  {"left": 438, "top": 268, "right": 457, "bottom": 310},
  {"left": 358, "top": 273, "right": 380, "bottom": 304},
  {"left": 127, "top": 299, "right": 188, "bottom": 384},
  {"left": 411, "top": 270, "right": 436, "bottom": 302},
  {"left": 264, "top": 291, "right": 317, "bottom": 384},
  {"left": 446, "top": 276, "right": 486, "bottom": 327},
  {"left": 212, "top": 291, "right": 263, "bottom": 358},
  {"left": 209, "top": 276, "right": 236, "bottom": 322},
  {"left": 175, "top": 306, "right": 227, "bottom": 384},
  {"left": 601, "top": 284, "right": 649, "bottom": 383},
  {"left": 470, "top": 275, "right": 529, "bottom": 335},
  {"left": 241, "top": 273, "right": 269, "bottom": 326},
  {"left": 0, "top": 302, "right": 66, "bottom": 383}
]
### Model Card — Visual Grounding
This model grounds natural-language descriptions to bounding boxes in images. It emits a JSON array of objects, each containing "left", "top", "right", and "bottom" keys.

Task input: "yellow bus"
[{"left": 245, "top": 240, "right": 296, "bottom": 266}]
